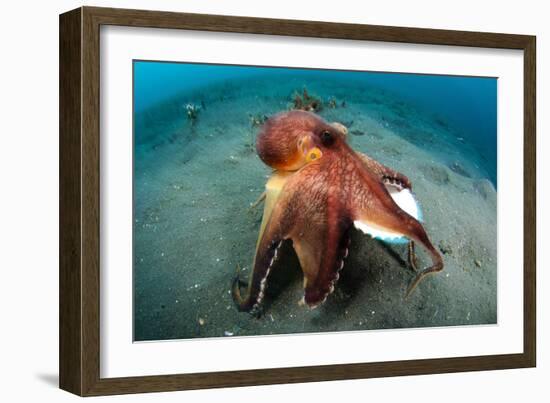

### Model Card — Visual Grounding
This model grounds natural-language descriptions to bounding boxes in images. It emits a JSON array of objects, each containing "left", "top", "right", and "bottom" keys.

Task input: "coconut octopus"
[{"left": 232, "top": 110, "right": 443, "bottom": 313}]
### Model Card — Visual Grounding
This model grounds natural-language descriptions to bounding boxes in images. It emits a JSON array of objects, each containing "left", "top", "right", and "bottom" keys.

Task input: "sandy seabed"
[{"left": 133, "top": 74, "right": 497, "bottom": 341}]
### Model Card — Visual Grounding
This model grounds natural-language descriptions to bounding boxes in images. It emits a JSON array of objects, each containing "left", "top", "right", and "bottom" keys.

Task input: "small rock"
[
  {"left": 473, "top": 179, "right": 496, "bottom": 201},
  {"left": 419, "top": 163, "right": 450, "bottom": 185},
  {"left": 475, "top": 259, "right": 482, "bottom": 268},
  {"left": 448, "top": 161, "right": 472, "bottom": 178},
  {"left": 438, "top": 240, "right": 453, "bottom": 255}
]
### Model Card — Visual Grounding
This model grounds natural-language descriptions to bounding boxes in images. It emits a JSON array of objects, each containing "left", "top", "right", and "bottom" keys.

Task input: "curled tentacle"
[{"left": 404, "top": 234, "right": 444, "bottom": 298}]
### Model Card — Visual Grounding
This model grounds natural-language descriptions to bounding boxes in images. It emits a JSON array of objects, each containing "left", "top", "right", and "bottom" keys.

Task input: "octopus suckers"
[
  {"left": 308, "top": 302, "right": 320, "bottom": 310},
  {"left": 384, "top": 177, "right": 404, "bottom": 190},
  {"left": 258, "top": 267, "right": 272, "bottom": 298},
  {"left": 254, "top": 241, "right": 282, "bottom": 307}
]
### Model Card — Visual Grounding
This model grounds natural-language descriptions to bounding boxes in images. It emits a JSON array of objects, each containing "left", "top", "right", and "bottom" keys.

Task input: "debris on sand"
[
  {"left": 439, "top": 240, "right": 453, "bottom": 255},
  {"left": 419, "top": 163, "right": 450, "bottom": 185},
  {"left": 291, "top": 87, "right": 323, "bottom": 112},
  {"left": 184, "top": 102, "right": 201, "bottom": 124},
  {"left": 249, "top": 113, "right": 268, "bottom": 128}
]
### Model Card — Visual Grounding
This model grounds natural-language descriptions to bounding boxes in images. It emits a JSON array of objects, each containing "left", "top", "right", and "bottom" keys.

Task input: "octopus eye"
[{"left": 320, "top": 130, "right": 335, "bottom": 146}]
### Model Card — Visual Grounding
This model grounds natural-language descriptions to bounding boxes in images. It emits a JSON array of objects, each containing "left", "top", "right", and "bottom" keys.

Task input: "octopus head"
[{"left": 256, "top": 110, "right": 348, "bottom": 171}]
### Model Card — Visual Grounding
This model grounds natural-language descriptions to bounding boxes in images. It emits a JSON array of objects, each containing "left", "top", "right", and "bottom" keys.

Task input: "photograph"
[
  {"left": 132, "top": 61, "right": 498, "bottom": 342},
  {"left": 52, "top": 2, "right": 539, "bottom": 398}
]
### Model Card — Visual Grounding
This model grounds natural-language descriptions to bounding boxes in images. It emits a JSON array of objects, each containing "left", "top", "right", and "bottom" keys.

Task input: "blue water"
[{"left": 134, "top": 60, "right": 497, "bottom": 185}]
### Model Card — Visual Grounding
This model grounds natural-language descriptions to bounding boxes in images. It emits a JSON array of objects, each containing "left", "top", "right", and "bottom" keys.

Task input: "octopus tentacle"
[
  {"left": 352, "top": 177, "right": 443, "bottom": 297},
  {"left": 404, "top": 232, "right": 443, "bottom": 298},
  {"left": 345, "top": 145, "right": 443, "bottom": 297},
  {"left": 282, "top": 156, "right": 354, "bottom": 308},
  {"left": 403, "top": 220, "right": 442, "bottom": 295},
  {"left": 248, "top": 190, "right": 266, "bottom": 212},
  {"left": 407, "top": 241, "right": 418, "bottom": 272},
  {"left": 234, "top": 156, "right": 355, "bottom": 311},
  {"left": 356, "top": 151, "right": 412, "bottom": 190},
  {"left": 233, "top": 172, "right": 294, "bottom": 312},
  {"left": 232, "top": 239, "right": 284, "bottom": 312},
  {"left": 299, "top": 229, "right": 351, "bottom": 308}
]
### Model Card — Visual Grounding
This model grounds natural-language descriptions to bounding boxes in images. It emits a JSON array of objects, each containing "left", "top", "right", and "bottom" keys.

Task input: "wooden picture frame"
[{"left": 59, "top": 6, "right": 536, "bottom": 396}]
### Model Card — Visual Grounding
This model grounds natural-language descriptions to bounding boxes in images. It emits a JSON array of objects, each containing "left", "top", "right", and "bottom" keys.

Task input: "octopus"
[{"left": 232, "top": 110, "right": 443, "bottom": 313}]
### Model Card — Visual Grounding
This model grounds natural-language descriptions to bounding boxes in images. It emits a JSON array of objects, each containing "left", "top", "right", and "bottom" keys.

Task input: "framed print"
[{"left": 59, "top": 6, "right": 536, "bottom": 396}]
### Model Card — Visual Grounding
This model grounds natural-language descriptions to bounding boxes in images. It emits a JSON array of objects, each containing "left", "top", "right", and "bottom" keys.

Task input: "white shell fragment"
[{"left": 354, "top": 185, "right": 422, "bottom": 244}]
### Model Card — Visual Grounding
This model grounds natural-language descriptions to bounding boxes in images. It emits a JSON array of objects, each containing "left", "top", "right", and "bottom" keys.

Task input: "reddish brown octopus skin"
[
  {"left": 233, "top": 110, "right": 443, "bottom": 312},
  {"left": 256, "top": 110, "right": 322, "bottom": 170}
]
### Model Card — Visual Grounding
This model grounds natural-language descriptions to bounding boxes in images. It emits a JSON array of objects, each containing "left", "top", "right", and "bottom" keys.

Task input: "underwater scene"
[{"left": 133, "top": 61, "right": 497, "bottom": 341}]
